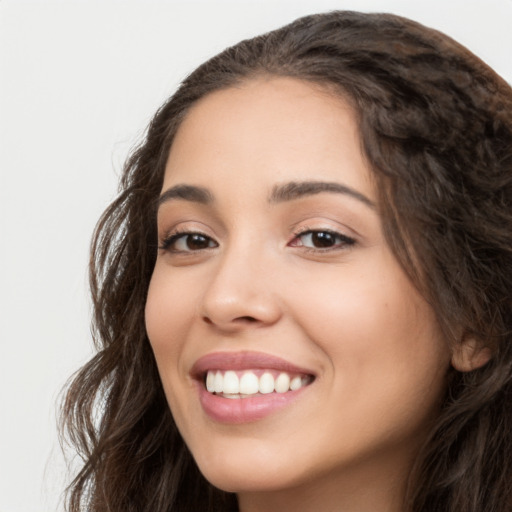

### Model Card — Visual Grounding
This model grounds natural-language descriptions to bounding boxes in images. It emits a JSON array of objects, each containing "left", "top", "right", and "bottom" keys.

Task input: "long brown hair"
[{"left": 61, "top": 11, "right": 512, "bottom": 511}]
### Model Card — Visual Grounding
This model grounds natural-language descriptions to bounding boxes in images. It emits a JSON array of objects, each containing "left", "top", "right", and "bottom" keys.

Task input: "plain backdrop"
[{"left": 1, "top": 1, "right": 511, "bottom": 511}]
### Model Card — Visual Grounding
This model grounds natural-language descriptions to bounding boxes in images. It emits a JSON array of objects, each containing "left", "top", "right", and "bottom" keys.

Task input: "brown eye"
[
  {"left": 309, "top": 232, "right": 337, "bottom": 248},
  {"left": 161, "top": 232, "right": 218, "bottom": 252},
  {"left": 290, "top": 230, "right": 356, "bottom": 250},
  {"left": 185, "top": 234, "right": 212, "bottom": 250}
]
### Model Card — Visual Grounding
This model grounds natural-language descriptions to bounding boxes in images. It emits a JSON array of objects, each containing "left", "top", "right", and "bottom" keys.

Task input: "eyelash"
[
  {"left": 159, "top": 229, "right": 218, "bottom": 253},
  {"left": 159, "top": 226, "right": 356, "bottom": 255},
  {"left": 289, "top": 227, "right": 356, "bottom": 252}
]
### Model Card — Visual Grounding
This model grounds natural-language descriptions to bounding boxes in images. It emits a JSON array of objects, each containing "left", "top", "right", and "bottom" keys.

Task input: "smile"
[
  {"left": 192, "top": 351, "right": 316, "bottom": 423},
  {"left": 205, "top": 369, "right": 313, "bottom": 398}
]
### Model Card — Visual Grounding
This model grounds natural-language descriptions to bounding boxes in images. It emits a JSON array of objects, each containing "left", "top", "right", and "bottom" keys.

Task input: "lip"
[
  {"left": 191, "top": 350, "right": 315, "bottom": 377},
  {"left": 191, "top": 351, "right": 316, "bottom": 424}
]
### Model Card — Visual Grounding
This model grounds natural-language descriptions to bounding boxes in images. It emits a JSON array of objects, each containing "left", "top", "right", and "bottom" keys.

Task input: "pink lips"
[
  {"left": 191, "top": 351, "right": 315, "bottom": 424},
  {"left": 191, "top": 350, "right": 314, "bottom": 376}
]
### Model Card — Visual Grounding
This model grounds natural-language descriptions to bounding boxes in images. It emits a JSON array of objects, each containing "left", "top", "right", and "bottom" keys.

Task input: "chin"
[
  {"left": 202, "top": 468, "right": 297, "bottom": 495},
  {"left": 192, "top": 444, "right": 308, "bottom": 494}
]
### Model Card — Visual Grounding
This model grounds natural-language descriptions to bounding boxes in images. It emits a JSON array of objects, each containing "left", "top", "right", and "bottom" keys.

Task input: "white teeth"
[
  {"left": 239, "top": 372, "right": 259, "bottom": 394},
  {"left": 290, "top": 375, "right": 302, "bottom": 391},
  {"left": 258, "top": 372, "right": 274, "bottom": 394},
  {"left": 214, "top": 371, "right": 223, "bottom": 393},
  {"left": 223, "top": 371, "right": 239, "bottom": 394},
  {"left": 205, "top": 370, "right": 311, "bottom": 397},
  {"left": 222, "top": 393, "right": 240, "bottom": 399},
  {"left": 206, "top": 371, "right": 215, "bottom": 392},
  {"left": 275, "top": 372, "right": 290, "bottom": 393}
]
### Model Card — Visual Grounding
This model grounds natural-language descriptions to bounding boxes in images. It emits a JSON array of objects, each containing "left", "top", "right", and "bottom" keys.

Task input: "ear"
[{"left": 451, "top": 337, "right": 492, "bottom": 372}]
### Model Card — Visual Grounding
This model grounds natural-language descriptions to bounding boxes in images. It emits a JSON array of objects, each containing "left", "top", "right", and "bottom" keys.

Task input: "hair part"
[{"left": 61, "top": 11, "right": 512, "bottom": 512}]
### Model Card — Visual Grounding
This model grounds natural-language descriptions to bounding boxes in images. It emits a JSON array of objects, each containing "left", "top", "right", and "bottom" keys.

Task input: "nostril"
[
  {"left": 234, "top": 316, "right": 258, "bottom": 324},
  {"left": 202, "top": 315, "right": 258, "bottom": 326},
  {"left": 201, "top": 313, "right": 265, "bottom": 329}
]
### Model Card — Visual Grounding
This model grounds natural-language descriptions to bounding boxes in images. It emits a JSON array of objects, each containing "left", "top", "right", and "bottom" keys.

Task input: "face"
[{"left": 145, "top": 77, "right": 452, "bottom": 502}]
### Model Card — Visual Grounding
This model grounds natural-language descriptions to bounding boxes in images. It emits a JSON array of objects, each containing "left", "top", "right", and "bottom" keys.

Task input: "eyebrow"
[
  {"left": 157, "top": 180, "right": 375, "bottom": 209},
  {"left": 269, "top": 181, "right": 375, "bottom": 209},
  {"left": 158, "top": 184, "right": 213, "bottom": 207}
]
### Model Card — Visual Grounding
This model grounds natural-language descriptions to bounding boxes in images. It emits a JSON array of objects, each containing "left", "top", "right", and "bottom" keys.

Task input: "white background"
[{"left": 1, "top": 1, "right": 511, "bottom": 511}]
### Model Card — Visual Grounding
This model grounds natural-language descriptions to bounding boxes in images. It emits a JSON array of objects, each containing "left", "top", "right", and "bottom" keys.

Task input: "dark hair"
[{"left": 61, "top": 11, "right": 512, "bottom": 512}]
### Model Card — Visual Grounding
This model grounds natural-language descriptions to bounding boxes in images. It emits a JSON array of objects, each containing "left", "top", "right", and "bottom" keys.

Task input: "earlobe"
[{"left": 451, "top": 337, "right": 492, "bottom": 372}]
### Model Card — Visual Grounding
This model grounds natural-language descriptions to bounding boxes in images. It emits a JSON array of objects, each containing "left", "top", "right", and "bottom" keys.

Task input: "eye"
[
  {"left": 160, "top": 231, "right": 218, "bottom": 253},
  {"left": 289, "top": 229, "right": 355, "bottom": 250}
]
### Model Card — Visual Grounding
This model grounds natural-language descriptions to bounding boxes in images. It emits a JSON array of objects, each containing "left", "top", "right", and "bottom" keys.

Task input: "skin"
[{"left": 145, "top": 77, "right": 455, "bottom": 512}]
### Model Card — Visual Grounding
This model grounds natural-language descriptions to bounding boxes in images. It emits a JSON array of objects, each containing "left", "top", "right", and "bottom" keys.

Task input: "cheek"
[
  {"left": 145, "top": 265, "right": 204, "bottom": 431},
  {"left": 289, "top": 253, "right": 450, "bottom": 422},
  {"left": 293, "top": 248, "right": 442, "bottom": 352},
  {"left": 145, "top": 265, "right": 197, "bottom": 372}
]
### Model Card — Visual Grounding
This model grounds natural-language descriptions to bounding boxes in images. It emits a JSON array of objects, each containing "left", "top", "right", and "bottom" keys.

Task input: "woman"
[{"left": 62, "top": 11, "right": 512, "bottom": 512}]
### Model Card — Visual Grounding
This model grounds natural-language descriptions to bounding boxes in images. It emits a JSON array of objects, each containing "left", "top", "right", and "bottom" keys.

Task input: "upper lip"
[{"left": 190, "top": 350, "right": 316, "bottom": 379}]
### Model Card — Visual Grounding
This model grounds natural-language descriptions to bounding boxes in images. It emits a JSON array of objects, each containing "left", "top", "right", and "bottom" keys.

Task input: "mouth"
[
  {"left": 204, "top": 369, "right": 314, "bottom": 398},
  {"left": 191, "top": 351, "right": 316, "bottom": 423}
]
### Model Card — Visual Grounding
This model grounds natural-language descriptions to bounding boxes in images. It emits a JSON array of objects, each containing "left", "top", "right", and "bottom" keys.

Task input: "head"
[{"left": 66, "top": 10, "right": 512, "bottom": 512}]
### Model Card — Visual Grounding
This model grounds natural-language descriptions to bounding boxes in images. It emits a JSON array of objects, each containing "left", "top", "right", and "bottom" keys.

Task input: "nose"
[{"left": 200, "top": 245, "right": 282, "bottom": 332}]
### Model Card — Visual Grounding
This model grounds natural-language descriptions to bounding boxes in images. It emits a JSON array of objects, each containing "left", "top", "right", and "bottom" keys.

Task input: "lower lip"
[{"left": 197, "top": 384, "right": 308, "bottom": 424}]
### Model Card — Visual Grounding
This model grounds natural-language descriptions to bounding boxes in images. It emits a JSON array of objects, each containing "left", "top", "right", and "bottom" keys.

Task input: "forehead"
[{"left": 163, "top": 77, "right": 374, "bottom": 200}]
